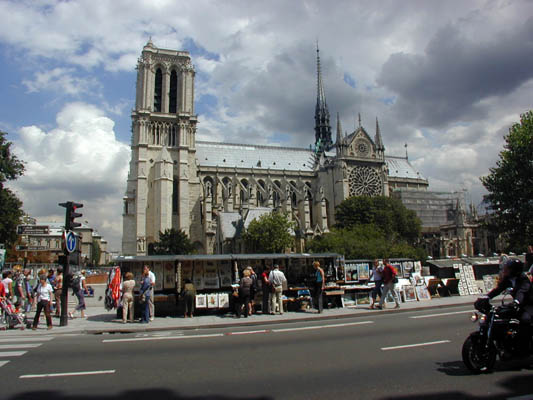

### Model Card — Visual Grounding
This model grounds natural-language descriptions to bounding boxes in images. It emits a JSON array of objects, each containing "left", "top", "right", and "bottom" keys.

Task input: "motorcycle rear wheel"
[{"left": 462, "top": 332, "right": 497, "bottom": 373}]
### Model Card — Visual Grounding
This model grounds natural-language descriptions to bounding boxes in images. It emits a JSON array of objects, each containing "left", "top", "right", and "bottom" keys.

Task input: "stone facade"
[{"left": 122, "top": 42, "right": 429, "bottom": 256}]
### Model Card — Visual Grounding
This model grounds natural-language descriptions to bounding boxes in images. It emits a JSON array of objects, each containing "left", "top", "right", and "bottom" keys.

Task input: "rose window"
[{"left": 348, "top": 166, "right": 382, "bottom": 196}]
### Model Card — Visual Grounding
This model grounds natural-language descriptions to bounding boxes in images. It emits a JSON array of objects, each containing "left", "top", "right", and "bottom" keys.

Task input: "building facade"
[{"left": 122, "top": 42, "right": 428, "bottom": 256}]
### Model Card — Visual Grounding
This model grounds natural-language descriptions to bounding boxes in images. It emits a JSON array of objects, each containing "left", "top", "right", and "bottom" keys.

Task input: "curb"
[{"left": 79, "top": 298, "right": 475, "bottom": 336}]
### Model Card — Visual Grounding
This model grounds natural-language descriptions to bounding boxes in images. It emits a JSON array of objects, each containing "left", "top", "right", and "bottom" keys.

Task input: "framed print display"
[
  {"left": 181, "top": 261, "right": 193, "bottom": 281},
  {"left": 345, "top": 263, "right": 359, "bottom": 282},
  {"left": 219, "top": 261, "right": 232, "bottom": 287},
  {"left": 195, "top": 294, "right": 207, "bottom": 309},
  {"left": 414, "top": 261, "right": 422, "bottom": 273},
  {"left": 356, "top": 292, "right": 371, "bottom": 306},
  {"left": 218, "top": 293, "right": 230, "bottom": 308},
  {"left": 391, "top": 263, "right": 403, "bottom": 277},
  {"left": 403, "top": 285, "right": 417, "bottom": 302},
  {"left": 207, "top": 293, "right": 218, "bottom": 308},
  {"left": 163, "top": 262, "right": 175, "bottom": 289},
  {"left": 483, "top": 275, "right": 496, "bottom": 293},
  {"left": 358, "top": 263, "right": 370, "bottom": 281},
  {"left": 341, "top": 292, "right": 356, "bottom": 307},
  {"left": 153, "top": 262, "right": 164, "bottom": 291},
  {"left": 204, "top": 262, "right": 220, "bottom": 289},
  {"left": 415, "top": 285, "right": 431, "bottom": 301}
]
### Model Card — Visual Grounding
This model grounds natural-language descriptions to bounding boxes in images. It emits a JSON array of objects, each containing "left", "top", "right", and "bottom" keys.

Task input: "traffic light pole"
[{"left": 60, "top": 248, "right": 70, "bottom": 327}]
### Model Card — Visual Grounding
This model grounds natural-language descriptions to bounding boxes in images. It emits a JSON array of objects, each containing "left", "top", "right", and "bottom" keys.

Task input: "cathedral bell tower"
[{"left": 122, "top": 39, "right": 198, "bottom": 256}]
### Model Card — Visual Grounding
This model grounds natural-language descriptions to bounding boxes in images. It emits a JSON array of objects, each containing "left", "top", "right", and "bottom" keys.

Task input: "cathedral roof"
[
  {"left": 386, "top": 156, "right": 425, "bottom": 180},
  {"left": 196, "top": 141, "right": 317, "bottom": 172}
]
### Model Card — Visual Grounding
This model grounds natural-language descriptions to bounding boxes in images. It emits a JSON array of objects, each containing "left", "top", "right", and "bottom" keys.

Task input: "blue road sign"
[{"left": 65, "top": 231, "right": 77, "bottom": 253}]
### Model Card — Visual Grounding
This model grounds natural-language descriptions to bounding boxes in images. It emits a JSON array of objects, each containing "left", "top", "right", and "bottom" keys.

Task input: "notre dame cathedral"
[{"left": 121, "top": 40, "right": 430, "bottom": 256}]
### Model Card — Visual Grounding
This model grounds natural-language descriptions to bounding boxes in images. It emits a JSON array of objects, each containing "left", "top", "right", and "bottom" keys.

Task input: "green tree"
[
  {"left": 149, "top": 228, "right": 195, "bottom": 255},
  {"left": 0, "top": 131, "right": 25, "bottom": 247},
  {"left": 335, "top": 195, "right": 421, "bottom": 245},
  {"left": 91, "top": 239, "right": 101, "bottom": 267},
  {"left": 243, "top": 212, "right": 295, "bottom": 253},
  {"left": 481, "top": 110, "right": 533, "bottom": 251}
]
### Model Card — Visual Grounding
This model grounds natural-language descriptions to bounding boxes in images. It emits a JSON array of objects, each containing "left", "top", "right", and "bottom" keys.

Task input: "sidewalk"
[{"left": 20, "top": 294, "right": 480, "bottom": 336}]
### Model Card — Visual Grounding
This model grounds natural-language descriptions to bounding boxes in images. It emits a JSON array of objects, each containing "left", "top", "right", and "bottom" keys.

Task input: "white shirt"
[
  {"left": 149, "top": 271, "right": 155, "bottom": 285},
  {"left": 269, "top": 269, "right": 286, "bottom": 287},
  {"left": 36, "top": 283, "right": 54, "bottom": 302},
  {"left": 2, "top": 278, "right": 12, "bottom": 293}
]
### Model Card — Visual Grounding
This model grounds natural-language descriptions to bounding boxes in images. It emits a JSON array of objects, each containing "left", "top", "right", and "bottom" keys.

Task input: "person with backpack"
[
  {"left": 69, "top": 270, "right": 87, "bottom": 319},
  {"left": 378, "top": 259, "right": 400, "bottom": 310}
]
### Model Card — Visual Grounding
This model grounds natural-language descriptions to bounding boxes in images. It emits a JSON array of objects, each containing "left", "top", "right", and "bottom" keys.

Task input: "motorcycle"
[{"left": 462, "top": 293, "right": 533, "bottom": 373}]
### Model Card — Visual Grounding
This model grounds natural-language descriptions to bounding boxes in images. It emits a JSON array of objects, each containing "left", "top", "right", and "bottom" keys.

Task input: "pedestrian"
[
  {"left": 248, "top": 267, "right": 258, "bottom": 316},
  {"left": 32, "top": 275, "right": 54, "bottom": 330},
  {"left": 54, "top": 267, "right": 63, "bottom": 317},
  {"left": 378, "top": 259, "right": 400, "bottom": 309},
  {"left": 313, "top": 261, "right": 325, "bottom": 313},
  {"left": 23, "top": 269, "right": 33, "bottom": 313},
  {"left": 139, "top": 268, "right": 152, "bottom": 324},
  {"left": 261, "top": 266, "right": 271, "bottom": 315},
  {"left": 370, "top": 259, "right": 384, "bottom": 309},
  {"left": 269, "top": 264, "right": 286, "bottom": 315},
  {"left": 146, "top": 265, "right": 156, "bottom": 321},
  {"left": 70, "top": 270, "right": 87, "bottom": 319},
  {"left": 236, "top": 269, "right": 253, "bottom": 318},
  {"left": 181, "top": 279, "right": 196, "bottom": 318},
  {"left": 2, "top": 271, "right": 13, "bottom": 300},
  {"left": 13, "top": 267, "right": 25, "bottom": 312},
  {"left": 121, "top": 272, "right": 135, "bottom": 323},
  {"left": 47, "top": 269, "right": 56, "bottom": 287}
]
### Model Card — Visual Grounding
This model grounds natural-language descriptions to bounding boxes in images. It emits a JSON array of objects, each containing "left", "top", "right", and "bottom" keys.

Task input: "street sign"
[
  {"left": 64, "top": 231, "right": 77, "bottom": 253},
  {"left": 17, "top": 225, "right": 50, "bottom": 235}
]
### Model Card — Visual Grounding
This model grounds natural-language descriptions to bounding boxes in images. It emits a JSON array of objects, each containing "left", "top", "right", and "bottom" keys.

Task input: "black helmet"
[{"left": 503, "top": 258, "right": 524, "bottom": 277}]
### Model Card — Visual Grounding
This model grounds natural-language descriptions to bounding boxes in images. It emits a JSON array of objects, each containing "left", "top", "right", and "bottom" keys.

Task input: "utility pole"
[{"left": 58, "top": 201, "right": 83, "bottom": 327}]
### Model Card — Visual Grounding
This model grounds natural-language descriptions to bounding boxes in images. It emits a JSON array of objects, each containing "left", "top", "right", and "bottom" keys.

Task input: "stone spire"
[
  {"left": 374, "top": 117, "right": 384, "bottom": 151},
  {"left": 336, "top": 112, "right": 343, "bottom": 145},
  {"left": 314, "top": 44, "right": 332, "bottom": 152}
]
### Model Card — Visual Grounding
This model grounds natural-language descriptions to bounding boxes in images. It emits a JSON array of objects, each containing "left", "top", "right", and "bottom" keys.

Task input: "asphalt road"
[{"left": 3, "top": 304, "right": 533, "bottom": 400}]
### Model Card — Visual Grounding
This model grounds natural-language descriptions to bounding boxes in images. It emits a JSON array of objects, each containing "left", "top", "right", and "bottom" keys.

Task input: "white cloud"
[
  {"left": 8, "top": 102, "right": 130, "bottom": 250},
  {"left": 22, "top": 68, "right": 100, "bottom": 96}
]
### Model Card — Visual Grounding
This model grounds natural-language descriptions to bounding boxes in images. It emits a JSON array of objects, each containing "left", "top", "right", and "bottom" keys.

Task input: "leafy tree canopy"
[
  {"left": 243, "top": 212, "right": 295, "bottom": 254},
  {"left": 0, "top": 131, "right": 25, "bottom": 247},
  {"left": 91, "top": 239, "right": 102, "bottom": 267},
  {"left": 149, "top": 228, "right": 195, "bottom": 255},
  {"left": 481, "top": 110, "right": 533, "bottom": 251},
  {"left": 335, "top": 195, "right": 421, "bottom": 245}
]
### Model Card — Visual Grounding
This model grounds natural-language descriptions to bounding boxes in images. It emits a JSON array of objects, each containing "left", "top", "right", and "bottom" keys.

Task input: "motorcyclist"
[{"left": 480, "top": 258, "right": 533, "bottom": 351}]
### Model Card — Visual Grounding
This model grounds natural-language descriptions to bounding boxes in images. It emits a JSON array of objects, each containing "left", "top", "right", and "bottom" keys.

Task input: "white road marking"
[
  {"left": 507, "top": 395, "right": 533, "bottom": 400},
  {"left": 0, "top": 344, "right": 42, "bottom": 350},
  {"left": 0, "top": 361, "right": 10, "bottom": 368},
  {"left": 103, "top": 333, "right": 224, "bottom": 343},
  {"left": 0, "top": 351, "right": 28, "bottom": 357},
  {"left": 225, "top": 330, "right": 269, "bottom": 336},
  {"left": 20, "top": 370, "right": 116, "bottom": 379},
  {"left": 381, "top": 340, "right": 451, "bottom": 351},
  {"left": 410, "top": 310, "right": 473, "bottom": 319},
  {"left": 0, "top": 337, "right": 54, "bottom": 343},
  {"left": 272, "top": 321, "right": 374, "bottom": 333}
]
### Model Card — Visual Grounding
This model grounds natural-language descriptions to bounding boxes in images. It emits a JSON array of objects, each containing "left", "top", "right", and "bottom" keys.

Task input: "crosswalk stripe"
[
  {"left": 0, "top": 344, "right": 42, "bottom": 350},
  {"left": 0, "top": 337, "right": 53, "bottom": 343},
  {"left": 0, "top": 351, "right": 27, "bottom": 357},
  {"left": 0, "top": 361, "right": 10, "bottom": 368}
]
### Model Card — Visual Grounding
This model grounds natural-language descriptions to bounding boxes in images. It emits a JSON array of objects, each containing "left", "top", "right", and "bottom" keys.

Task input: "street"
[{"left": 2, "top": 304, "right": 533, "bottom": 400}]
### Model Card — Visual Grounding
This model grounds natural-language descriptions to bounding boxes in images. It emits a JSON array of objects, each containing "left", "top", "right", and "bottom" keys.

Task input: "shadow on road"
[
  {"left": 435, "top": 360, "right": 473, "bottom": 376},
  {"left": 8, "top": 389, "right": 273, "bottom": 400}
]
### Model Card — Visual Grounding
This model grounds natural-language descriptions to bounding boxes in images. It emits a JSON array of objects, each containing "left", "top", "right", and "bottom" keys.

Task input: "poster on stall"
[
  {"left": 341, "top": 292, "right": 356, "bottom": 307},
  {"left": 195, "top": 294, "right": 207, "bottom": 308},
  {"left": 415, "top": 285, "right": 431, "bottom": 301},
  {"left": 219, "top": 261, "right": 233, "bottom": 287},
  {"left": 402, "top": 285, "right": 417, "bottom": 302},
  {"left": 181, "top": 261, "right": 193, "bottom": 281},
  {"left": 153, "top": 262, "right": 164, "bottom": 291},
  {"left": 414, "top": 261, "right": 422, "bottom": 273},
  {"left": 357, "top": 263, "right": 370, "bottom": 280},
  {"left": 204, "top": 262, "right": 220, "bottom": 289},
  {"left": 218, "top": 293, "right": 230, "bottom": 308},
  {"left": 207, "top": 293, "right": 218, "bottom": 308},
  {"left": 193, "top": 262, "right": 205, "bottom": 290},
  {"left": 391, "top": 263, "right": 403, "bottom": 277},
  {"left": 345, "top": 263, "right": 359, "bottom": 282},
  {"left": 163, "top": 263, "right": 175, "bottom": 290}
]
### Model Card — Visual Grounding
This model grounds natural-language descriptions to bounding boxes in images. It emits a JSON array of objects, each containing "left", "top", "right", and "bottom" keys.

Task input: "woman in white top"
[{"left": 32, "top": 275, "right": 54, "bottom": 330}]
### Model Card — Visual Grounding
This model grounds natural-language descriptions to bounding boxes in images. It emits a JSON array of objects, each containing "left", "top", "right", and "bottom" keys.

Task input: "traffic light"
[{"left": 58, "top": 201, "right": 84, "bottom": 231}]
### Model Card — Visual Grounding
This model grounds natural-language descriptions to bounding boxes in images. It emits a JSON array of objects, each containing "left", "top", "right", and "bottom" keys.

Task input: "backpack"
[{"left": 71, "top": 275, "right": 81, "bottom": 291}]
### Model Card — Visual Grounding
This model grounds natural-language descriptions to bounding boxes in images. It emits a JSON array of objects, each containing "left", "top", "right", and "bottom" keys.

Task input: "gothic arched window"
[
  {"left": 154, "top": 68, "right": 163, "bottom": 112},
  {"left": 169, "top": 70, "right": 177, "bottom": 114}
]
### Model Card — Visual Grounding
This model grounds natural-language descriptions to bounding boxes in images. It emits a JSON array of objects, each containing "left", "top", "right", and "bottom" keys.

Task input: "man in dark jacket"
[{"left": 486, "top": 258, "right": 533, "bottom": 349}]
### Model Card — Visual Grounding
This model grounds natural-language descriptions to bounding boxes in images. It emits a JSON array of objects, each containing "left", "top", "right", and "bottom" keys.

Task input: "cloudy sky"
[{"left": 1, "top": 0, "right": 532, "bottom": 250}]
